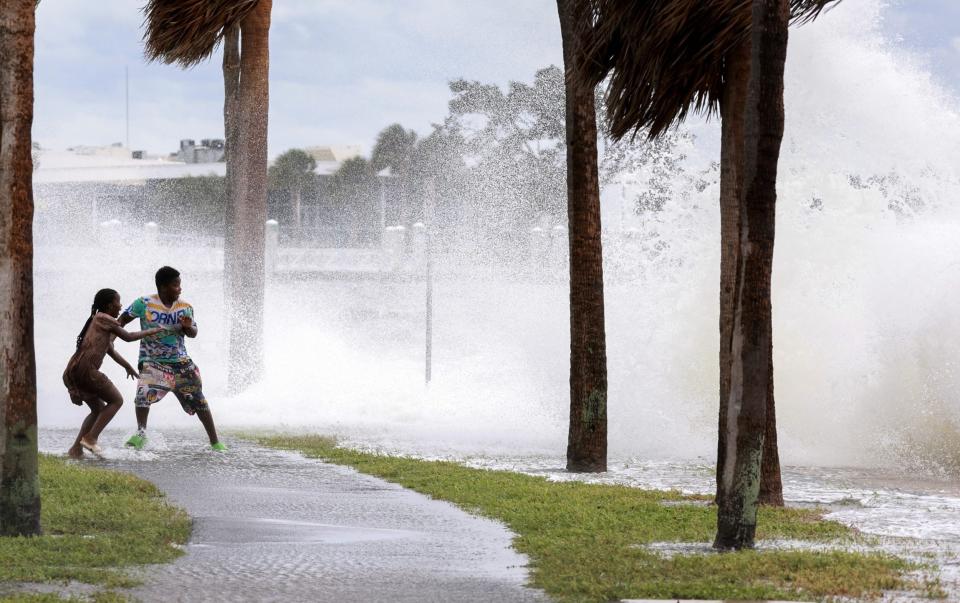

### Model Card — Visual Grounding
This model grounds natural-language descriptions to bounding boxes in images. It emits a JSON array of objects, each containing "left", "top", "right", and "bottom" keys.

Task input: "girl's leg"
[
  {"left": 80, "top": 379, "right": 124, "bottom": 446},
  {"left": 70, "top": 399, "right": 104, "bottom": 458}
]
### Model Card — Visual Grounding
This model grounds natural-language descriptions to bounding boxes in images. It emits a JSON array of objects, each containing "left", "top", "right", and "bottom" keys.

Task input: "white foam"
[{"left": 34, "top": 0, "right": 960, "bottom": 471}]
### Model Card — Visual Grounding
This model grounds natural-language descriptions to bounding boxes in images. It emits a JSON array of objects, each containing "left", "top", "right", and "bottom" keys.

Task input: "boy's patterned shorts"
[{"left": 135, "top": 360, "right": 209, "bottom": 414}]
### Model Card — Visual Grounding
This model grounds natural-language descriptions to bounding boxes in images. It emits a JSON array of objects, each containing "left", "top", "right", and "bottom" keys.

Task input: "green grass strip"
[
  {"left": 256, "top": 434, "right": 938, "bottom": 602},
  {"left": 0, "top": 454, "right": 190, "bottom": 598},
  {"left": 0, "top": 593, "right": 127, "bottom": 603}
]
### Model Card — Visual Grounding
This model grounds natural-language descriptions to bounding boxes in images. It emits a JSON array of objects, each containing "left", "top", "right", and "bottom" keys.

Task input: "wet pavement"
[
  {"left": 40, "top": 430, "right": 548, "bottom": 603},
  {"left": 44, "top": 424, "right": 960, "bottom": 602}
]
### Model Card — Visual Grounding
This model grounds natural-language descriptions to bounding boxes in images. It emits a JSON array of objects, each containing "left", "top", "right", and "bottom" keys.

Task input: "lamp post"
[
  {"left": 376, "top": 166, "right": 392, "bottom": 246},
  {"left": 424, "top": 178, "right": 435, "bottom": 385}
]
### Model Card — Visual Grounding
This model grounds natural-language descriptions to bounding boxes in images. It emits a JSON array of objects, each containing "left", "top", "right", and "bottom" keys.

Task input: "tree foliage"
[
  {"left": 153, "top": 175, "right": 226, "bottom": 235},
  {"left": 371, "top": 124, "right": 417, "bottom": 176},
  {"left": 445, "top": 66, "right": 567, "bottom": 226},
  {"left": 433, "top": 65, "right": 692, "bottom": 229},
  {"left": 329, "top": 157, "right": 377, "bottom": 197},
  {"left": 269, "top": 148, "right": 316, "bottom": 193},
  {"left": 345, "top": 66, "right": 696, "bottom": 239},
  {"left": 327, "top": 157, "right": 380, "bottom": 245}
]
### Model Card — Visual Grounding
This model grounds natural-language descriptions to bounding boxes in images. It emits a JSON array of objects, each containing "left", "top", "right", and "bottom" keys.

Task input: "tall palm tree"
[
  {"left": 558, "top": 0, "right": 608, "bottom": 472},
  {"left": 0, "top": 0, "right": 41, "bottom": 537},
  {"left": 713, "top": 0, "right": 790, "bottom": 549},
  {"left": 580, "top": 0, "right": 837, "bottom": 514},
  {"left": 143, "top": 0, "right": 272, "bottom": 391}
]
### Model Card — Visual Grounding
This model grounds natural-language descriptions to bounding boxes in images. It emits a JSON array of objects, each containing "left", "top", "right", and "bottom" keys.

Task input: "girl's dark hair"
[{"left": 76, "top": 288, "right": 119, "bottom": 349}]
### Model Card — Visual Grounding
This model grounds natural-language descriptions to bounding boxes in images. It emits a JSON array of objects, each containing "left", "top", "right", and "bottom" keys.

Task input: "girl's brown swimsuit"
[{"left": 63, "top": 313, "right": 122, "bottom": 405}]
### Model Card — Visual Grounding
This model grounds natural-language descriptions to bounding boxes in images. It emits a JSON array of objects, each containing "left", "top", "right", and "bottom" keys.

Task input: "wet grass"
[
  {"left": 257, "top": 434, "right": 940, "bottom": 602},
  {"left": 0, "top": 593, "right": 127, "bottom": 603},
  {"left": 0, "top": 455, "right": 190, "bottom": 601}
]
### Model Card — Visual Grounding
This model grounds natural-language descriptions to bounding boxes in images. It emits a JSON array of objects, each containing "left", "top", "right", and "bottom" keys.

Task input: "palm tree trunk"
[
  {"left": 558, "top": 0, "right": 608, "bottom": 473},
  {"left": 760, "top": 354, "right": 783, "bottom": 505},
  {"left": 223, "top": 24, "right": 239, "bottom": 180},
  {"left": 716, "top": 38, "right": 784, "bottom": 508},
  {"left": 715, "top": 0, "right": 788, "bottom": 550},
  {"left": 292, "top": 187, "right": 302, "bottom": 232},
  {"left": 0, "top": 0, "right": 41, "bottom": 537},
  {"left": 225, "top": 1, "right": 270, "bottom": 391},
  {"left": 716, "top": 38, "right": 750, "bottom": 511},
  {"left": 222, "top": 22, "right": 241, "bottom": 376}
]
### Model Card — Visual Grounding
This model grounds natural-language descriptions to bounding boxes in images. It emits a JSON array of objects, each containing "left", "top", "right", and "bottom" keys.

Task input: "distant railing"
[
  {"left": 34, "top": 218, "right": 666, "bottom": 282},
  {"left": 278, "top": 226, "right": 380, "bottom": 249}
]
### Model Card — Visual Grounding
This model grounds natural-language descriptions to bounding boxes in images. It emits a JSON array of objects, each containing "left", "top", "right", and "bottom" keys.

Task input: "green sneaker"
[
  {"left": 211, "top": 442, "right": 228, "bottom": 452},
  {"left": 125, "top": 430, "right": 146, "bottom": 450}
]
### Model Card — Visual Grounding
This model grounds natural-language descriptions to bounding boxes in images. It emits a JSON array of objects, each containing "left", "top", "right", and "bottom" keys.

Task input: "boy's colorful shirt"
[{"left": 124, "top": 295, "right": 196, "bottom": 364}]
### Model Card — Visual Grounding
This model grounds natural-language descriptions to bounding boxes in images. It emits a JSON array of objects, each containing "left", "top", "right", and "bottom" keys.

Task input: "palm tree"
[
  {"left": 371, "top": 124, "right": 417, "bottom": 177},
  {"left": 0, "top": 0, "right": 41, "bottom": 537},
  {"left": 143, "top": 0, "right": 272, "bottom": 391},
  {"left": 371, "top": 124, "right": 418, "bottom": 226},
  {"left": 580, "top": 0, "right": 837, "bottom": 547},
  {"left": 713, "top": 0, "right": 790, "bottom": 549},
  {"left": 557, "top": 0, "right": 608, "bottom": 472},
  {"left": 715, "top": 0, "right": 833, "bottom": 512},
  {"left": 269, "top": 149, "right": 317, "bottom": 232}
]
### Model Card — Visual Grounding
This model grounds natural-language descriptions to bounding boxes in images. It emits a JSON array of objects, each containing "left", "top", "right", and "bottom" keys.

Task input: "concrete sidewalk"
[{"left": 62, "top": 431, "right": 548, "bottom": 603}]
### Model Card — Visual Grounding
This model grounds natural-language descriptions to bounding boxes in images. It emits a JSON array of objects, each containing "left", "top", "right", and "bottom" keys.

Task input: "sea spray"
[{"left": 32, "top": 0, "right": 960, "bottom": 472}]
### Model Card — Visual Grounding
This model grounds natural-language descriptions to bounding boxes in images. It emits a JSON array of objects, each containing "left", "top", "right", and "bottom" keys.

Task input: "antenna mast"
[{"left": 125, "top": 66, "right": 130, "bottom": 149}]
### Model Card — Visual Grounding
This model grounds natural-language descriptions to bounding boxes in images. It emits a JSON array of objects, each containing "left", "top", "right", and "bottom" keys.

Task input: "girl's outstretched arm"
[
  {"left": 108, "top": 323, "right": 165, "bottom": 343},
  {"left": 107, "top": 344, "right": 139, "bottom": 380}
]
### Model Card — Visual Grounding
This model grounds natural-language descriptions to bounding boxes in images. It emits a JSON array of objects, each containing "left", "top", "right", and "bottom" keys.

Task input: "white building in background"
[
  {"left": 32, "top": 142, "right": 227, "bottom": 247},
  {"left": 33, "top": 142, "right": 225, "bottom": 185},
  {"left": 32, "top": 141, "right": 375, "bottom": 247},
  {"left": 297, "top": 144, "right": 364, "bottom": 178},
  {"left": 302, "top": 144, "right": 362, "bottom": 164},
  {"left": 33, "top": 142, "right": 364, "bottom": 186},
  {"left": 175, "top": 138, "right": 225, "bottom": 164}
]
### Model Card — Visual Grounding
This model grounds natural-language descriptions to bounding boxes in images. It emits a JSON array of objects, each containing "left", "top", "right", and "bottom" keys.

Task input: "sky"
[{"left": 32, "top": 0, "right": 960, "bottom": 160}]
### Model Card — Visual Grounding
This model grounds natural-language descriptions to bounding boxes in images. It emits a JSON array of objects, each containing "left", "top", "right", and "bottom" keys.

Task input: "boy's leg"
[
  {"left": 135, "top": 406, "right": 150, "bottom": 431},
  {"left": 126, "top": 405, "right": 155, "bottom": 449},
  {"left": 195, "top": 409, "right": 220, "bottom": 446},
  {"left": 173, "top": 361, "right": 221, "bottom": 447},
  {"left": 127, "top": 362, "right": 172, "bottom": 449}
]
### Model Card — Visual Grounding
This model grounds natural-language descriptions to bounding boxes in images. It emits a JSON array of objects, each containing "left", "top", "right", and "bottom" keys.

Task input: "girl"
[{"left": 64, "top": 288, "right": 167, "bottom": 457}]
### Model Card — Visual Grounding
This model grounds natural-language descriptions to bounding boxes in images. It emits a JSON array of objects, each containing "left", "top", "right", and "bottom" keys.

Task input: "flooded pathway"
[
  {"left": 43, "top": 424, "right": 960, "bottom": 601},
  {"left": 41, "top": 430, "right": 547, "bottom": 603}
]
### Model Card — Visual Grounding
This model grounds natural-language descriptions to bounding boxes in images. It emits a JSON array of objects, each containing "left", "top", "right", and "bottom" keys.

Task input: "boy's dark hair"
[{"left": 155, "top": 266, "right": 180, "bottom": 290}]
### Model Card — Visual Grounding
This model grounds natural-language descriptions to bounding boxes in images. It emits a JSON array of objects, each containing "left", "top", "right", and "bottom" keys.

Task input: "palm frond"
[
  {"left": 142, "top": 0, "right": 259, "bottom": 67},
  {"left": 580, "top": 0, "right": 840, "bottom": 141},
  {"left": 790, "top": 0, "right": 838, "bottom": 24}
]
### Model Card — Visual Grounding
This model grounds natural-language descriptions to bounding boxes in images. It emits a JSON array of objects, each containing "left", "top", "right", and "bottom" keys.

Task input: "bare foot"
[
  {"left": 79, "top": 438, "right": 103, "bottom": 456},
  {"left": 67, "top": 446, "right": 83, "bottom": 459}
]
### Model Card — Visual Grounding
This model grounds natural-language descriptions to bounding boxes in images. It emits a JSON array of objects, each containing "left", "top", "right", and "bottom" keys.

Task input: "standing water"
[{"left": 33, "top": 0, "right": 960, "bottom": 597}]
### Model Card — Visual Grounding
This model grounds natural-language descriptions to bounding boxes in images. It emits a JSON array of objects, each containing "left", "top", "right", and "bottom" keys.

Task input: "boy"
[{"left": 120, "top": 266, "right": 226, "bottom": 451}]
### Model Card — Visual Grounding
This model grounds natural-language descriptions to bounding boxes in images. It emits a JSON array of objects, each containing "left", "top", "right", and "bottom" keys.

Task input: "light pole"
[
  {"left": 376, "top": 166, "right": 392, "bottom": 244},
  {"left": 424, "top": 178, "right": 435, "bottom": 385}
]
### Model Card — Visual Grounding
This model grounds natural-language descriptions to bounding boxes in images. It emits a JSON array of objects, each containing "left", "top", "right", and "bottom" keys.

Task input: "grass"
[
  {"left": 0, "top": 594, "right": 127, "bottom": 603},
  {"left": 256, "top": 434, "right": 939, "bottom": 602},
  {"left": 0, "top": 455, "right": 190, "bottom": 601}
]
